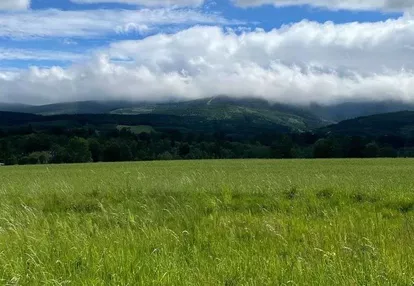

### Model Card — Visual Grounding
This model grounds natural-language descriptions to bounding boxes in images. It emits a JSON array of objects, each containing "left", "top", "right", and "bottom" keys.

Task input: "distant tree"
[
  {"left": 379, "top": 146, "right": 398, "bottom": 158},
  {"left": 119, "top": 141, "right": 133, "bottom": 161},
  {"left": 50, "top": 126, "right": 65, "bottom": 136},
  {"left": 128, "top": 141, "right": 139, "bottom": 160},
  {"left": 119, "top": 128, "right": 135, "bottom": 139},
  {"left": 158, "top": 151, "right": 173, "bottom": 160},
  {"left": 400, "top": 148, "right": 414, "bottom": 158},
  {"left": 27, "top": 124, "right": 34, "bottom": 134},
  {"left": 186, "top": 147, "right": 207, "bottom": 159},
  {"left": 88, "top": 138, "right": 102, "bottom": 162},
  {"left": 24, "top": 134, "right": 50, "bottom": 153},
  {"left": 152, "top": 139, "right": 172, "bottom": 155},
  {"left": 271, "top": 135, "right": 293, "bottom": 158},
  {"left": 18, "top": 156, "right": 30, "bottom": 165},
  {"left": 346, "top": 136, "right": 365, "bottom": 158},
  {"left": 27, "top": 152, "right": 40, "bottom": 165},
  {"left": 35, "top": 151, "right": 51, "bottom": 164},
  {"left": 313, "top": 139, "right": 334, "bottom": 158},
  {"left": 138, "top": 132, "right": 151, "bottom": 142},
  {"left": 67, "top": 137, "right": 92, "bottom": 163},
  {"left": 4, "top": 155, "right": 18, "bottom": 165},
  {"left": 291, "top": 146, "right": 313, "bottom": 159},
  {"left": 21, "top": 151, "right": 51, "bottom": 165},
  {"left": 378, "top": 135, "right": 405, "bottom": 149},
  {"left": 364, "top": 142, "right": 380, "bottom": 158},
  {"left": 0, "top": 140, "right": 17, "bottom": 165},
  {"left": 103, "top": 141, "right": 122, "bottom": 162},
  {"left": 246, "top": 145, "right": 272, "bottom": 158},
  {"left": 179, "top": 143, "right": 190, "bottom": 157},
  {"left": 50, "top": 144, "right": 68, "bottom": 163}
]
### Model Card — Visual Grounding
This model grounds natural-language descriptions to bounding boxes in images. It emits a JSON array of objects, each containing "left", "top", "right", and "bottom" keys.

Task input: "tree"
[
  {"left": 21, "top": 152, "right": 51, "bottom": 165},
  {"left": 24, "top": 134, "right": 50, "bottom": 153},
  {"left": 119, "top": 141, "right": 133, "bottom": 161},
  {"left": 364, "top": 142, "right": 380, "bottom": 158},
  {"left": 247, "top": 145, "right": 272, "bottom": 158},
  {"left": 271, "top": 135, "right": 293, "bottom": 158},
  {"left": 88, "top": 138, "right": 102, "bottom": 162},
  {"left": 51, "top": 144, "right": 68, "bottom": 163},
  {"left": 313, "top": 139, "right": 333, "bottom": 158},
  {"left": 67, "top": 137, "right": 92, "bottom": 163},
  {"left": 186, "top": 147, "right": 207, "bottom": 159},
  {"left": 158, "top": 151, "right": 173, "bottom": 160},
  {"left": 346, "top": 136, "right": 365, "bottom": 158},
  {"left": 379, "top": 146, "right": 398, "bottom": 158},
  {"left": 292, "top": 146, "right": 313, "bottom": 158},
  {"left": 179, "top": 143, "right": 190, "bottom": 157},
  {"left": 0, "top": 140, "right": 17, "bottom": 165},
  {"left": 103, "top": 141, "right": 122, "bottom": 162}
]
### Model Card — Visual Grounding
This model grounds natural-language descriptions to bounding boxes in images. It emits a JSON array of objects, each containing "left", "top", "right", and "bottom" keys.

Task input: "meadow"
[{"left": 0, "top": 159, "right": 413, "bottom": 285}]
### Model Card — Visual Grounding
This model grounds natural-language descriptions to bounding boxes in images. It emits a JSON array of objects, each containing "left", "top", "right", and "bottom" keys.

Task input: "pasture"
[{"left": 0, "top": 159, "right": 413, "bottom": 285}]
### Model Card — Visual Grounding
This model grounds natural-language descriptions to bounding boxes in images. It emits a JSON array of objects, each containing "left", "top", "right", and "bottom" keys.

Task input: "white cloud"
[
  {"left": 107, "top": 19, "right": 414, "bottom": 74},
  {"left": 0, "top": 0, "right": 30, "bottom": 10},
  {"left": 2, "top": 19, "right": 414, "bottom": 105},
  {"left": 0, "top": 8, "right": 234, "bottom": 38},
  {"left": 233, "top": 0, "right": 414, "bottom": 12},
  {"left": 71, "top": 0, "right": 204, "bottom": 7},
  {"left": 0, "top": 48, "right": 86, "bottom": 62}
]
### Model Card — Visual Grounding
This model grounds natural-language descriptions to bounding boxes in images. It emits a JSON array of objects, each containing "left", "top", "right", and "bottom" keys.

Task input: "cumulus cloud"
[
  {"left": 2, "top": 19, "right": 414, "bottom": 105},
  {"left": 0, "top": 0, "right": 30, "bottom": 10},
  {"left": 233, "top": 0, "right": 414, "bottom": 12},
  {"left": 108, "top": 19, "right": 414, "bottom": 74},
  {"left": 71, "top": 0, "right": 204, "bottom": 7},
  {"left": 0, "top": 8, "right": 234, "bottom": 38}
]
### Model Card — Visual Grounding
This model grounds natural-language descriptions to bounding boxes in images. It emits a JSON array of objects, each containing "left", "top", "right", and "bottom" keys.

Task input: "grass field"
[{"left": 0, "top": 159, "right": 414, "bottom": 285}]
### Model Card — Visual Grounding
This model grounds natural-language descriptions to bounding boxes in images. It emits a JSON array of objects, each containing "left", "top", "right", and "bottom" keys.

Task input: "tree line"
[{"left": 0, "top": 125, "right": 413, "bottom": 165}]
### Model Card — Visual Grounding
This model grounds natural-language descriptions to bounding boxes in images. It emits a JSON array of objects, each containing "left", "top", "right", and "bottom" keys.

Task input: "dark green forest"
[{"left": 1, "top": 109, "right": 414, "bottom": 165}]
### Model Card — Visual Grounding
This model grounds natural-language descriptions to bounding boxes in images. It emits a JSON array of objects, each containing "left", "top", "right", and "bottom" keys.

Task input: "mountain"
[
  {"left": 0, "top": 111, "right": 301, "bottom": 137},
  {"left": 308, "top": 101, "right": 414, "bottom": 122},
  {"left": 0, "top": 103, "right": 31, "bottom": 113},
  {"left": 0, "top": 111, "right": 43, "bottom": 126},
  {"left": 111, "top": 96, "right": 328, "bottom": 131},
  {"left": 0, "top": 101, "right": 132, "bottom": 116},
  {"left": 320, "top": 111, "right": 414, "bottom": 137},
  {"left": 3, "top": 97, "right": 414, "bottom": 125},
  {"left": 0, "top": 97, "right": 329, "bottom": 133}
]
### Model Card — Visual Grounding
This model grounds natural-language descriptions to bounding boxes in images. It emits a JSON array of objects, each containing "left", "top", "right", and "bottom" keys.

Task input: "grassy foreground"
[{"left": 0, "top": 159, "right": 414, "bottom": 285}]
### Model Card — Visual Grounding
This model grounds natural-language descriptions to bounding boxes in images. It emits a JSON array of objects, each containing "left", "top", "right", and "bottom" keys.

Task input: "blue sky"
[
  {"left": 0, "top": 0, "right": 413, "bottom": 104},
  {"left": 1, "top": 0, "right": 401, "bottom": 68}
]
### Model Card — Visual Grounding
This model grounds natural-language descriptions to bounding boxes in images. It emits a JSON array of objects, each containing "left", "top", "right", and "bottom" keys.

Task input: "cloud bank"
[
  {"left": 71, "top": 0, "right": 204, "bottom": 7},
  {"left": 0, "top": 8, "right": 233, "bottom": 38},
  {"left": 0, "top": 0, "right": 30, "bottom": 10},
  {"left": 70, "top": 0, "right": 414, "bottom": 11},
  {"left": 2, "top": 18, "right": 414, "bottom": 105},
  {"left": 0, "top": 48, "right": 86, "bottom": 62},
  {"left": 233, "top": 0, "right": 414, "bottom": 12}
]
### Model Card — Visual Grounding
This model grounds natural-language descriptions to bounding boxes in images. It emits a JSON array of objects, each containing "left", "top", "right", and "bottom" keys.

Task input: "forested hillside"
[{"left": 1, "top": 109, "right": 414, "bottom": 165}]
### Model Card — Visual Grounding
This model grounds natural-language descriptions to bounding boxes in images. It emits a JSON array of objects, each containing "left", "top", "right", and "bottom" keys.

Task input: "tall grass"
[{"left": 0, "top": 159, "right": 413, "bottom": 285}]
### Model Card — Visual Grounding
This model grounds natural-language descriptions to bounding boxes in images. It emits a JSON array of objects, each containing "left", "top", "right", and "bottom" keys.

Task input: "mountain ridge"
[
  {"left": 0, "top": 96, "right": 328, "bottom": 133},
  {"left": 2, "top": 97, "right": 414, "bottom": 135},
  {"left": 319, "top": 111, "right": 414, "bottom": 137}
]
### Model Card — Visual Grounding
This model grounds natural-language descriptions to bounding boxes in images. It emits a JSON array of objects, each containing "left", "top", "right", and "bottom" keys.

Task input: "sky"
[{"left": 0, "top": 0, "right": 413, "bottom": 105}]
